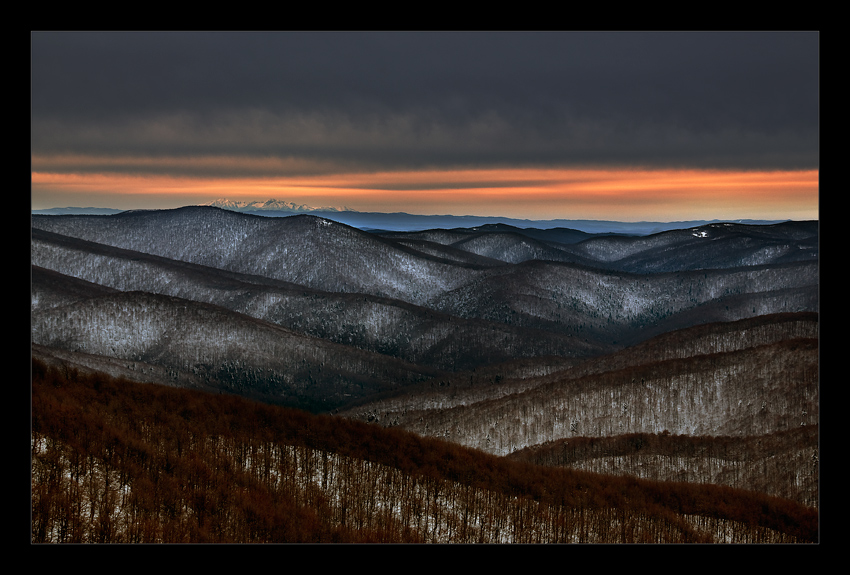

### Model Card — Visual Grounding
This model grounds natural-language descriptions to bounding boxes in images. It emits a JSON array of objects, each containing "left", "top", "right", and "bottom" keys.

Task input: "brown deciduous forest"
[{"left": 31, "top": 358, "right": 817, "bottom": 543}]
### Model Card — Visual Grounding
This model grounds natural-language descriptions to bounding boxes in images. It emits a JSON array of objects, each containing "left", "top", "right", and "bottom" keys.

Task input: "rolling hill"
[{"left": 31, "top": 206, "right": 818, "bottom": 542}]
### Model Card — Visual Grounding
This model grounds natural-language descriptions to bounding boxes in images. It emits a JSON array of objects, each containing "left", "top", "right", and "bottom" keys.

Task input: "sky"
[{"left": 31, "top": 31, "right": 819, "bottom": 222}]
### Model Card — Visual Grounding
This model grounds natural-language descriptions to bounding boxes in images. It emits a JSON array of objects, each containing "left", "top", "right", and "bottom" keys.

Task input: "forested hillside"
[
  {"left": 31, "top": 289, "right": 440, "bottom": 412},
  {"left": 31, "top": 207, "right": 818, "bottom": 543},
  {"left": 32, "top": 359, "right": 817, "bottom": 543},
  {"left": 342, "top": 313, "right": 819, "bottom": 508},
  {"left": 508, "top": 426, "right": 818, "bottom": 508}
]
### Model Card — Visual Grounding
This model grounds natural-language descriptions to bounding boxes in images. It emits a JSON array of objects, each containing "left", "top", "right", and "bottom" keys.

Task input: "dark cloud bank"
[{"left": 32, "top": 31, "right": 819, "bottom": 175}]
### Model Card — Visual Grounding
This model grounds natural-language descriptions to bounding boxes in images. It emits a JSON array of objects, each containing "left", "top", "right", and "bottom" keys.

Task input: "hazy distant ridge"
[{"left": 31, "top": 199, "right": 790, "bottom": 234}]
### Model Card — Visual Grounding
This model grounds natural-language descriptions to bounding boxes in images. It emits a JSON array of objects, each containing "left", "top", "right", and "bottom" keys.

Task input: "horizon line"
[{"left": 31, "top": 203, "right": 808, "bottom": 225}]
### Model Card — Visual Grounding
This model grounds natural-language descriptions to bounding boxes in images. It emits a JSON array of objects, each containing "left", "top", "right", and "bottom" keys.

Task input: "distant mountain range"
[
  {"left": 202, "top": 198, "right": 354, "bottom": 213},
  {"left": 31, "top": 199, "right": 791, "bottom": 234}
]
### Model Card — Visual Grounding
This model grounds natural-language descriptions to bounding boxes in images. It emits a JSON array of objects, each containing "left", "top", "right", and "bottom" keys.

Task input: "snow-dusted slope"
[
  {"left": 31, "top": 289, "right": 441, "bottom": 411},
  {"left": 562, "top": 221, "right": 818, "bottom": 272},
  {"left": 32, "top": 230, "right": 586, "bottom": 371},
  {"left": 342, "top": 313, "right": 818, "bottom": 457},
  {"left": 31, "top": 207, "right": 487, "bottom": 306}
]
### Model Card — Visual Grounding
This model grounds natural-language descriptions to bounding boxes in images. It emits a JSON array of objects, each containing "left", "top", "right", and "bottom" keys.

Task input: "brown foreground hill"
[{"left": 31, "top": 358, "right": 817, "bottom": 543}]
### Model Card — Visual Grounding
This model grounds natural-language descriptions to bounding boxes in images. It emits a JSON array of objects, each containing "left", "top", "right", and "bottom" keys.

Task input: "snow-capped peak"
[{"left": 203, "top": 198, "right": 353, "bottom": 213}]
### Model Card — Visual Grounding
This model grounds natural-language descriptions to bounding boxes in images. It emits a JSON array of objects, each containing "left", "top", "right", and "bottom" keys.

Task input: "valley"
[{"left": 30, "top": 206, "right": 819, "bottom": 542}]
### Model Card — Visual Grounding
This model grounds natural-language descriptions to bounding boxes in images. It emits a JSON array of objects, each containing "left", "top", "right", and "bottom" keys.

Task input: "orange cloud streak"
[{"left": 32, "top": 167, "right": 818, "bottom": 221}]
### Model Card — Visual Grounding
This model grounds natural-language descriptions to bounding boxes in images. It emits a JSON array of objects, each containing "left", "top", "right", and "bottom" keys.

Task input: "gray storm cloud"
[{"left": 31, "top": 31, "right": 819, "bottom": 176}]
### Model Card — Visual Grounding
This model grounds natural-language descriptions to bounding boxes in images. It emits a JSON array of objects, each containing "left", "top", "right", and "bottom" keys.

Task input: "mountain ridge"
[{"left": 32, "top": 201, "right": 795, "bottom": 234}]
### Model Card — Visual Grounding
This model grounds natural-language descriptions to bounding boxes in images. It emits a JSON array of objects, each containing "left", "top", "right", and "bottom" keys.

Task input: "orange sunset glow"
[
  {"left": 31, "top": 167, "right": 819, "bottom": 222},
  {"left": 33, "top": 32, "right": 818, "bottom": 224}
]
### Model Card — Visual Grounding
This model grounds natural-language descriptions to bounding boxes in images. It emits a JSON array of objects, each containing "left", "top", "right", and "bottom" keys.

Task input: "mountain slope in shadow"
[
  {"left": 31, "top": 288, "right": 442, "bottom": 412},
  {"left": 340, "top": 313, "right": 818, "bottom": 506}
]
